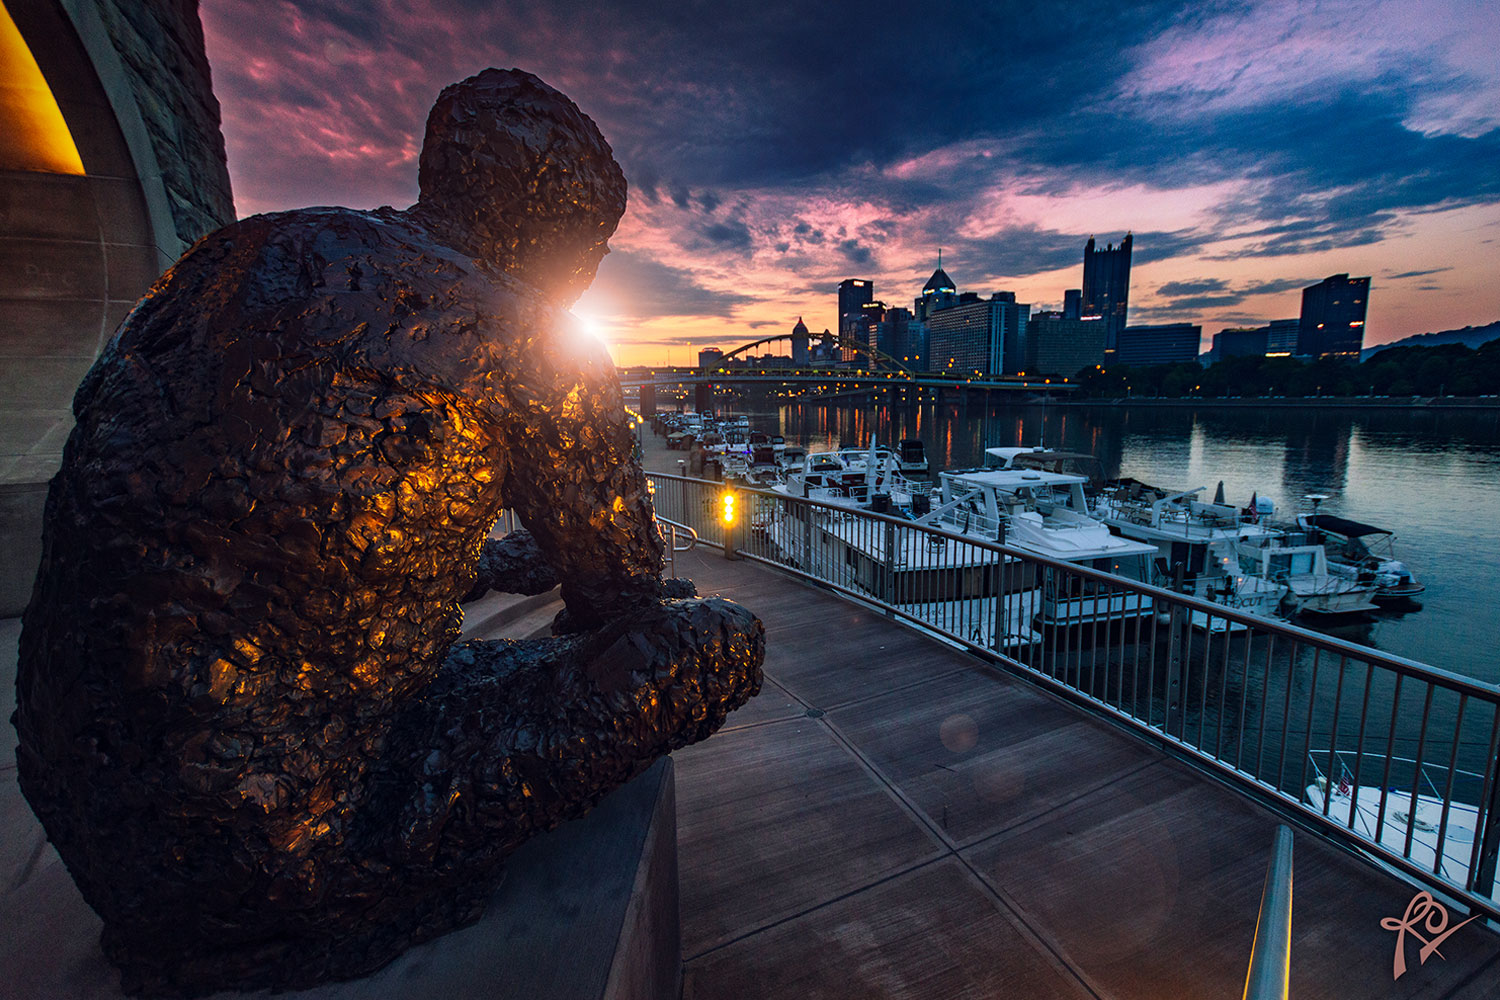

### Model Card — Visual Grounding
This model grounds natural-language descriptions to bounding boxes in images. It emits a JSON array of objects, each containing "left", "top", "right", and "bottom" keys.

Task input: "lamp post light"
[{"left": 721, "top": 489, "right": 742, "bottom": 560}]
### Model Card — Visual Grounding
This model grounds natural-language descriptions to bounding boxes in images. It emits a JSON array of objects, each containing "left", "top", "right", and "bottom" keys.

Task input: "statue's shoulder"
[{"left": 140, "top": 207, "right": 509, "bottom": 327}]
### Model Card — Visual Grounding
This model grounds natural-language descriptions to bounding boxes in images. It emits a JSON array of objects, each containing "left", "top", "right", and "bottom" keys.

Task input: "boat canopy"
[
  {"left": 948, "top": 468, "right": 1088, "bottom": 489},
  {"left": 1303, "top": 514, "right": 1391, "bottom": 538}
]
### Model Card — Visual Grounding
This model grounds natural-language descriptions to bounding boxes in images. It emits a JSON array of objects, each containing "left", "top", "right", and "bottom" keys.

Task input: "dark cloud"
[
  {"left": 1387, "top": 267, "right": 1453, "bottom": 279},
  {"left": 837, "top": 239, "right": 874, "bottom": 267},
  {"left": 697, "top": 220, "right": 754, "bottom": 251},
  {"left": 1158, "top": 278, "right": 1231, "bottom": 296},
  {"left": 1148, "top": 275, "right": 1315, "bottom": 317},
  {"left": 1242, "top": 277, "right": 1313, "bottom": 295}
]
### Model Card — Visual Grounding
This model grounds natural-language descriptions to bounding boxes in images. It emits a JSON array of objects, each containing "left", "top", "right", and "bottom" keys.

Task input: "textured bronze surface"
[
  {"left": 13, "top": 68, "right": 763, "bottom": 996},
  {"left": 461, "top": 530, "right": 559, "bottom": 602}
]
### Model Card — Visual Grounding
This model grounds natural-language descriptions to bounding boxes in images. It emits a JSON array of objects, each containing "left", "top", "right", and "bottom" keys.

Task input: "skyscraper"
[
  {"left": 1026, "top": 313, "right": 1106, "bottom": 377},
  {"left": 1063, "top": 289, "right": 1082, "bottom": 321},
  {"left": 1209, "top": 327, "right": 1270, "bottom": 363},
  {"left": 844, "top": 300, "right": 886, "bottom": 364},
  {"left": 837, "top": 279, "right": 873, "bottom": 333},
  {"left": 925, "top": 293, "right": 1030, "bottom": 375},
  {"left": 877, "top": 307, "right": 924, "bottom": 369},
  {"left": 1116, "top": 324, "right": 1200, "bottom": 366},
  {"left": 1082, "top": 234, "right": 1132, "bottom": 351},
  {"left": 1265, "top": 318, "right": 1301, "bottom": 356},
  {"left": 913, "top": 258, "right": 958, "bottom": 321},
  {"left": 1298, "top": 274, "right": 1370, "bottom": 358}
]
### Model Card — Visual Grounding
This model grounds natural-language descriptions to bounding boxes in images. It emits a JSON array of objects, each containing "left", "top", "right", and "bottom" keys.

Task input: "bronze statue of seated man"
[{"left": 14, "top": 68, "right": 763, "bottom": 996}]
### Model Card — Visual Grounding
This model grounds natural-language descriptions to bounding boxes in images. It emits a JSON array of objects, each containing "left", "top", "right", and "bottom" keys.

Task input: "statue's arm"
[
  {"left": 377, "top": 595, "right": 762, "bottom": 861},
  {"left": 461, "top": 529, "right": 557, "bottom": 602},
  {"left": 495, "top": 315, "right": 664, "bottom": 628}
]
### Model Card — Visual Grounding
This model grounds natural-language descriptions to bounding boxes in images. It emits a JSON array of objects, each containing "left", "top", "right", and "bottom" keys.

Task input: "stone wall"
[{"left": 85, "top": 0, "right": 234, "bottom": 248}]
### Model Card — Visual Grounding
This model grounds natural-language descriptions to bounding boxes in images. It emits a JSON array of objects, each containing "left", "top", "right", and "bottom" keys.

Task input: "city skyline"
[{"left": 201, "top": 1, "right": 1500, "bottom": 365}]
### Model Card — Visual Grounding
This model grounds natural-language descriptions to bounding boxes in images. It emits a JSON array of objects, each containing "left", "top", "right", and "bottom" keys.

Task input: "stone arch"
[{"left": 0, "top": 0, "right": 233, "bottom": 613}]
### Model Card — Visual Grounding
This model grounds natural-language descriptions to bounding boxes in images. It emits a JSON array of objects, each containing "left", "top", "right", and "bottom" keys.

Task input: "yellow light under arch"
[{"left": 0, "top": 0, "right": 85, "bottom": 174}]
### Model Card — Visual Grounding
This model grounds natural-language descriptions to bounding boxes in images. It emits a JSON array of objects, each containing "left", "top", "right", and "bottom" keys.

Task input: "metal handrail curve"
[
  {"left": 1243, "top": 826, "right": 1294, "bottom": 1000},
  {"left": 654, "top": 514, "right": 698, "bottom": 578}
]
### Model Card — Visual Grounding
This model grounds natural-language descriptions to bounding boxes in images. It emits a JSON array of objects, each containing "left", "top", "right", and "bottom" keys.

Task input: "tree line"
[{"left": 1067, "top": 339, "right": 1500, "bottom": 399}]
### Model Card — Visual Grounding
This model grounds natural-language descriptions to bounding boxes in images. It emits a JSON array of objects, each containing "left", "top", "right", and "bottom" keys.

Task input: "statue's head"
[{"left": 414, "top": 69, "right": 626, "bottom": 304}]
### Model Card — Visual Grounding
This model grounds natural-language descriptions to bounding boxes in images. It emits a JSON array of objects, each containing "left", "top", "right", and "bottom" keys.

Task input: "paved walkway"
[{"left": 668, "top": 547, "right": 1500, "bottom": 999}]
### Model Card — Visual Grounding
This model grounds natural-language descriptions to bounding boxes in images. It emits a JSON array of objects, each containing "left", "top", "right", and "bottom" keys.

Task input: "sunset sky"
[{"left": 200, "top": 0, "right": 1500, "bottom": 366}]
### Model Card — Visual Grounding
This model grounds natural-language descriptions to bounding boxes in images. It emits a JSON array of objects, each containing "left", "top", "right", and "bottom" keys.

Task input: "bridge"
[
  {"left": 618, "top": 367, "right": 1072, "bottom": 392},
  {"left": 617, "top": 331, "right": 1076, "bottom": 404}
]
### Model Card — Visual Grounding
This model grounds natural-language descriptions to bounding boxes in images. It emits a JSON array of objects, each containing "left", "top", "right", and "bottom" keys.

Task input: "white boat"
[
  {"left": 758, "top": 437, "right": 1021, "bottom": 613},
  {"left": 1233, "top": 538, "right": 1381, "bottom": 617},
  {"left": 758, "top": 485, "right": 1018, "bottom": 606},
  {"left": 1094, "top": 482, "right": 1288, "bottom": 625},
  {"left": 1305, "top": 750, "right": 1489, "bottom": 897},
  {"left": 743, "top": 444, "right": 783, "bottom": 487},
  {"left": 916, "top": 467, "right": 1159, "bottom": 627},
  {"left": 783, "top": 437, "right": 932, "bottom": 511},
  {"left": 1296, "top": 514, "right": 1424, "bottom": 602},
  {"left": 895, "top": 438, "right": 929, "bottom": 475}
]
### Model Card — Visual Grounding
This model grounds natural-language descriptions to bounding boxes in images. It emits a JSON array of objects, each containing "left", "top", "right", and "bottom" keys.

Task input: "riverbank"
[{"left": 1050, "top": 395, "right": 1500, "bottom": 410}]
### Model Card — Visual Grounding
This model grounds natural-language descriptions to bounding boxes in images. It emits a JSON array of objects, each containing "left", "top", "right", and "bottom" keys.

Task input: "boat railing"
[
  {"left": 1307, "top": 750, "right": 1488, "bottom": 814},
  {"left": 647, "top": 471, "right": 1500, "bottom": 921}
]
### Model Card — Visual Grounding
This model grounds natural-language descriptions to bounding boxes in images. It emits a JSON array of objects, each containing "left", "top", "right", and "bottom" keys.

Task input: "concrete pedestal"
[{"left": 1, "top": 677, "right": 681, "bottom": 1000}]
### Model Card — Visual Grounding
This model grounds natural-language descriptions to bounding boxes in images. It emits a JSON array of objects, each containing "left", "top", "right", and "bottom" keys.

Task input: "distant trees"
[{"left": 1066, "top": 339, "right": 1500, "bottom": 399}]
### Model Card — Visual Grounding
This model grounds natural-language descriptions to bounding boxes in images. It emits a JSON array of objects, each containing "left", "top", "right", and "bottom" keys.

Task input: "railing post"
[
  {"left": 1243, "top": 825, "right": 1294, "bottom": 1000},
  {"left": 881, "top": 518, "right": 896, "bottom": 609},
  {"left": 802, "top": 500, "right": 813, "bottom": 574},
  {"left": 992, "top": 557, "right": 1008, "bottom": 653},
  {"left": 1476, "top": 752, "right": 1500, "bottom": 897},
  {"left": 1166, "top": 561, "right": 1186, "bottom": 734}
]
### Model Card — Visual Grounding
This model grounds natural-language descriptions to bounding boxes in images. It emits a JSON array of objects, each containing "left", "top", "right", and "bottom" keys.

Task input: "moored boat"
[
  {"left": 1094, "top": 482, "right": 1287, "bottom": 626},
  {"left": 1296, "top": 513, "right": 1425, "bottom": 602}
]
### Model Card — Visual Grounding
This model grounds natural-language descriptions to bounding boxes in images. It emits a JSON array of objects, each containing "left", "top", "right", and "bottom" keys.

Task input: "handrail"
[
  {"left": 1243, "top": 826, "right": 1294, "bottom": 1000},
  {"left": 655, "top": 514, "right": 698, "bottom": 579},
  {"left": 657, "top": 514, "right": 698, "bottom": 552}
]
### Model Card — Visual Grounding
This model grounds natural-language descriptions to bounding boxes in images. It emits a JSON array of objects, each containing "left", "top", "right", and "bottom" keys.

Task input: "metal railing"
[
  {"left": 646, "top": 471, "right": 1500, "bottom": 923},
  {"left": 1243, "top": 826, "right": 1294, "bottom": 1000},
  {"left": 656, "top": 514, "right": 699, "bottom": 579}
]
